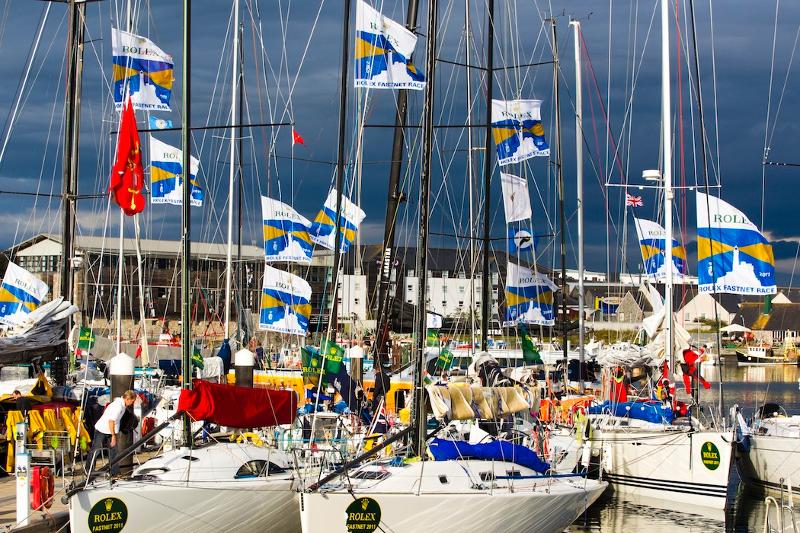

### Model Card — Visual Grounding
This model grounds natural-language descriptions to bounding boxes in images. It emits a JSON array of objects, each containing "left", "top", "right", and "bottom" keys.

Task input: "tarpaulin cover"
[
  {"left": 428, "top": 438, "right": 550, "bottom": 473},
  {"left": 178, "top": 379, "right": 297, "bottom": 428},
  {"left": 588, "top": 400, "right": 674, "bottom": 424}
]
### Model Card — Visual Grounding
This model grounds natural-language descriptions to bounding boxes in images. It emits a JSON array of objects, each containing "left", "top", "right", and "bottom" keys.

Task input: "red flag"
[
  {"left": 292, "top": 128, "right": 305, "bottom": 146},
  {"left": 110, "top": 98, "right": 146, "bottom": 216}
]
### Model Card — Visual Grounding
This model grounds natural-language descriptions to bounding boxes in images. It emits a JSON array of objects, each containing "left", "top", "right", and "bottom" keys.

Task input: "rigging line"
[
  {"left": 762, "top": 0, "right": 781, "bottom": 230},
  {"left": 708, "top": 0, "right": 721, "bottom": 184},
  {"left": 0, "top": 3, "right": 50, "bottom": 170},
  {"left": 765, "top": 23, "right": 800, "bottom": 156}
]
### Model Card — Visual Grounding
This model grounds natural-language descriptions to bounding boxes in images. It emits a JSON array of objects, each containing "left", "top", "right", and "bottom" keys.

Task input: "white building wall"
[
  {"left": 337, "top": 274, "right": 367, "bottom": 320},
  {"left": 404, "top": 274, "right": 486, "bottom": 318},
  {"left": 678, "top": 293, "right": 733, "bottom": 323}
]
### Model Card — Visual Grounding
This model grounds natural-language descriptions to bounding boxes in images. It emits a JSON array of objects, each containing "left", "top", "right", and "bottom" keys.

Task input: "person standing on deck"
[{"left": 85, "top": 390, "right": 137, "bottom": 476}]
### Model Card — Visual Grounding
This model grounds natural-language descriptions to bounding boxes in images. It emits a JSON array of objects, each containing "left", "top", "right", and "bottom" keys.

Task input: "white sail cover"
[
  {"left": 149, "top": 137, "right": 203, "bottom": 206},
  {"left": 261, "top": 197, "right": 313, "bottom": 264},
  {"left": 633, "top": 218, "right": 688, "bottom": 281},
  {"left": 112, "top": 29, "right": 173, "bottom": 112},
  {"left": 0, "top": 263, "right": 49, "bottom": 326},
  {"left": 309, "top": 190, "right": 366, "bottom": 252},
  {"left": 491, "top": 99, "right": 550, "bottom": 166},
  {"left": 504, "top": 263, "right": 558, "bottom": 327},
  {"left": 259, "top": 265, "right": 312, "bottom": 336},
  {"left": 696, "top": 192, "right": 776, "bottom": 295},
  {"left": 354, "top": 0, "right": 425, "bottom": 90},
  {"left": 500, "top": 173, "right": 532, "bottom": 223}
]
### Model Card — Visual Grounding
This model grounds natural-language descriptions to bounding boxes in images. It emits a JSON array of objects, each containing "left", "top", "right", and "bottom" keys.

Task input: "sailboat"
[
  {"left": 299, "top": 3, "right": 607, "bottom": 532},
  {"left": 67, "top": 3, "right": 308, "bottom": 532}
]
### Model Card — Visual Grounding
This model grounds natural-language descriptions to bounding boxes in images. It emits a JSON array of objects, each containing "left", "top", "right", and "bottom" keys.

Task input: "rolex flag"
[
  {"left": 149, "top": 137, "right": 203, "bottom": 207},
  {"left": 309, "top": 190, "right": 366, "bottom": 252},
  {"left": 259, "top": 265, "right": 312, "bottom": 335},
  {"left": 112, "top": 29, "right": 174, "bottom": 112},
  {"left": 0, "top": 263, "right": 49, "bottom": 326},
  {"left": 354, "top": 0, "right": 425, "bottom": 90},
  {"left": 261, "top": 196, "right": 313, "bottom": 263},
  {"left": 492, "top": 99, "right": 550, "bottom": 166}
]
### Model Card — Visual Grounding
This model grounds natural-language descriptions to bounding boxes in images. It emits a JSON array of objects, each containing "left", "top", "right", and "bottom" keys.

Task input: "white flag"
[{"left": 500, "top": 173, "right": 532, "bottom": 223}]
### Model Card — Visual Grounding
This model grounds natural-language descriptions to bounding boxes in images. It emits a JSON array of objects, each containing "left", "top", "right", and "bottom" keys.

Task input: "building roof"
[
  {"left": 732, "top": 302, "right": 800, "bottom": 331},
  {"left": 8, "top": 233, "right": 335, "bottom": 262}
]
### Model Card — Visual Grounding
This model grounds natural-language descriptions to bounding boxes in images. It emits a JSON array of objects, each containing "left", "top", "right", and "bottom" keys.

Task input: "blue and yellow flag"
[
  {"left": 309, "top": 190, "right": 366, "bottom": 252},
  {"left": 261, "top": 196, "right": 313, "bottom": 263},
  {"left": 504, "top": 262, "right": 558, "bottom": 327},
  {"left": 696, "top": 192, "right": 776, "bottom": 295},
  {"left": 633, "top": 218, "right": 688, "bottom": 280},
  {"left": 259, "top": 265, "right": 312, "bottom": 336},
  {"left": 492, "top": 99, "right": 549, "bottom": 166},
  {"left": 112, "top": 29, "right": 173, "bottom": 112},
  {"left": 0, "top": 262, "right": 49, "bottom": 326},
  {"left": 149, "top": 137, "right": 203, "bottom": 207},
  {"left": 354, "top": 1, "right": 425, "bottom": 90}
]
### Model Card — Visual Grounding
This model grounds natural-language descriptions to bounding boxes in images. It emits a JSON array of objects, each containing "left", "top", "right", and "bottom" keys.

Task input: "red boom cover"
[{"left": 177, "top": 379, "right": 298, "bottom": 428}]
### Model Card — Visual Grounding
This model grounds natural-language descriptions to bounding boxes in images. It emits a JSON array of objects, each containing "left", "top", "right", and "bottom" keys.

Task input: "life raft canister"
[{"left": 30, "top": 466, "right": 54, "bottom": 510}]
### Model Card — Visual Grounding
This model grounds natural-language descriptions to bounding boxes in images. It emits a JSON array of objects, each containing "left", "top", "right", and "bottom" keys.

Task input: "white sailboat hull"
[
  {"left": 70, "top": 477, "right": 300, "bottom": 533},
  {"left": 741, "top": 434, "right": 800, "bottom": 493},
  {"left": 299, "top": 459, "right": 606, "bottom": 533},
  {"left": 593, "top": 428, "right": 734, "bottom": 509}
]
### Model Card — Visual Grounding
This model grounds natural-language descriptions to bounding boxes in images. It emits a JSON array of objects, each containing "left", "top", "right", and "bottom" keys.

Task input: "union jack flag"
[{"left": 626, "top": 193, "right": 643, "bottom": 207}]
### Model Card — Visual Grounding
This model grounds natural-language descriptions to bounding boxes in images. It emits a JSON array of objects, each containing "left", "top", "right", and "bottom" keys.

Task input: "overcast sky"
[{"left": 0, "top": 0, "right": 798, "bottom": 283}]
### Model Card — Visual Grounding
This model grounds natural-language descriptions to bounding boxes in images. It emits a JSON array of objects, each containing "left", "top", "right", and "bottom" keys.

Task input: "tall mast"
[
  {"left": 180, "top": 0, "right": 193, "bottom": 446},
  {"left": 374, "top": 0, "right": 421, "bottom": 369},
  {"left": 661, "top": 0, "right": 674, "bottom": 369},
  {"left": 224, "top": 0, "right": 240, "bottom": 341},
  {"left": 480, "top": 0, "right": 494, "bottom": 351},
  {"left": 61, "top": 0, "right": 85, "bottom": 346},
  {"left": 237, "top": 19, "right": 246, "bottom": 341},
  {"left": 413, "top": 0, "right": 437, "bottom": 457},
  {"left": 550, "top": 19, "right": 568, "bottom": 385},
  {"left": 571, "top": 19, "right": 585, "bottom": 393},
  {"left": 465, "top": 0, "right": 476, "bottom": 353},
  {"left": 327, "top": 0, "right": 353, "bottom": 336}
]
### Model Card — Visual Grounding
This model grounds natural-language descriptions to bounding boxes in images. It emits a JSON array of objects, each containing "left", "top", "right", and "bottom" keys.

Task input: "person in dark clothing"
[{"left": 12, "top": 390, "right": 33, "bottom": 416}]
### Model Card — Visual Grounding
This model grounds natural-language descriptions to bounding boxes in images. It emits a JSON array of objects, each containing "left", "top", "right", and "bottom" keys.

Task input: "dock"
[{"left": 0, "top": 475, "right": 69, "bottom": 532}]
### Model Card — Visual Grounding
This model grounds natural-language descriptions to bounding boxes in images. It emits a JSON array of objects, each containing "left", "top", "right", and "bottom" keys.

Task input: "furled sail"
[
  {"left": 696, "top": 192, "right": 776, "bottom": 295},
  {"left": 426, "top": 383, "right": 534, "bottom": 421}
]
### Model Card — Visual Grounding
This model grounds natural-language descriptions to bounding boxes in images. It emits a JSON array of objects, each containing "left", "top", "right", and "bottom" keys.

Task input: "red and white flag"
[
  {"left": 292, "top": 128, "right": 305, "bottom": 146},
  {"left": 625, "top": 193, "right": 643, "bottom": 207}
]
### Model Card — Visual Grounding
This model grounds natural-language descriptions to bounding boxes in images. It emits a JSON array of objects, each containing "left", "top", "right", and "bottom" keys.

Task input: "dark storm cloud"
[{"left": 0, "top": 0, "right": 798, "bottom": 283}]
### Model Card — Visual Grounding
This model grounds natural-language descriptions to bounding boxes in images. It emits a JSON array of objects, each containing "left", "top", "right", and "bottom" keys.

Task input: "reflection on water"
[{"left": 567, "top": 357, "right": 800, "bottom": 532}]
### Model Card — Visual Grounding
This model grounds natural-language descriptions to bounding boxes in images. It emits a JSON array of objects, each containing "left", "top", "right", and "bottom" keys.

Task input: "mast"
[
  {"left": 60, "top": 0, "right": 85, "bottom": 349},
  {"left": 224, "top": 0, "right": 240, "bottom": 342},
  {"left": 571, "top": 19, "right": 585, "bottom": 393},
  {"left": 465, "top": 0, "right": 476, "bottom": 354},
  {"left": 180, "top": 0, "right": 193, "bottom": 446},
  {"left": 374, "top": 0, "right": 421, "bottom": 369},
  {"left": 550, "top": 19, "right": 568, "bottom": 386},
  {"left": 661, "top": 0, "right": 674, "bottom": 369},
  {"left": 413, "top": 0, "right": 437, "bottom": 457},
  {"left": 327, "top": 0, "right": 352, "bottom": 336},
  {"left": 237, "top": 19, "right": 246, "bottom": 342},
  {"left": 480, "top": 0, "right": 494, "bottom": 352}
]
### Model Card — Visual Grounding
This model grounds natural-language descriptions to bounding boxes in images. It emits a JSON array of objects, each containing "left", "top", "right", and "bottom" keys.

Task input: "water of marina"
[{"left": 567, "top": 358, "right": 800, "bottom": 532}]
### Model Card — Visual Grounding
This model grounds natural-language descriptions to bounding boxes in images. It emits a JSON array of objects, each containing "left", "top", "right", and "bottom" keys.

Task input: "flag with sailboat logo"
[
  {"left": 696, "top": 192, "right": 776, "bottom": 295},
  {"left": 354, "top": 0, "right": 425, "bottom": 90},
  {"left": 149, "top": 137, "right": 203, "bottom": 206},
  {"left": 259, "top": 265, "right": 312, "bottom": 335},
  {"left": 492, "top": 99, "right": 549, "bottom": 166},
  {"left": 500, "top": 173, "right": 532, "bottom": 223},
  {"left": 112, "top": 29, "right": 173, "bottom": 112},
  {"left": 309, "top": 190, "right": 366, "bottom": 252},
  {"left": 633, "top": 218, "right": 688, "bottom": 281},
  {"left": 0, "top": 262, "right": 49, "bottom": 326},
  {"left": 261, "top": 196, "right": 313, "bottom": 263},
  {"left": 503, "top": 262, "right": 558, "bottom": 327}
]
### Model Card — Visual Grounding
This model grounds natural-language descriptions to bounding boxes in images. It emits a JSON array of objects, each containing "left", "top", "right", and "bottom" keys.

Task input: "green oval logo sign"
[
  {"left": 346, "top": 497, "right": 381, "bottom": 532},
  {"left": 88, "top": 497, "right": 128, "bottom": 532},
  {"left": 701, "top": 441, "right": 721, "bottom": 470}
]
